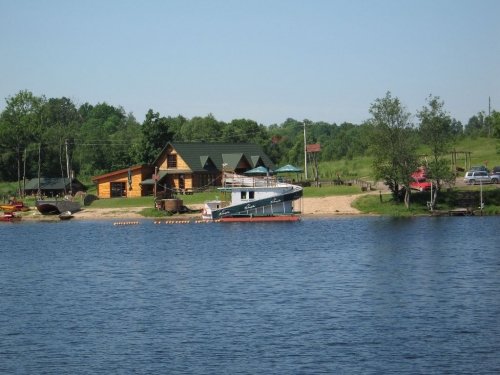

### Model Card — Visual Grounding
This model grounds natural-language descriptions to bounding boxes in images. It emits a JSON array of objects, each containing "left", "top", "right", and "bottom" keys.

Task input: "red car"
[{"left": 410, "top": 168, "right": 432, "bottom": 192}]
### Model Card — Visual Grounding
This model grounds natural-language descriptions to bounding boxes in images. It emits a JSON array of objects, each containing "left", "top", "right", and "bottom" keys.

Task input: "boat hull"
[
  {"left": 211, "top": 186, "right": 303, "bottom": 219},
  {"left": 0, "top": 202, "right": 29, "bottom": 212},
  {"left": 58, "top": 211, "right": 74, "bottom": 220},
  {"left": 36, "top": 200, "right": 81, "bottom": 215},
  {"left": 219, "top": 215, "right": 300, "bottom": 223},
  {"left": 1, "top": 213, "right": 21, "bottom": 222}
]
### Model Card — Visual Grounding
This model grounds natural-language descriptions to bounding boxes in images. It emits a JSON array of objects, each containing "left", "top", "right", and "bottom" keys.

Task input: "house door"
[
  {"left": 179, "top": 174, "right": 185, "bottom": 190},
  {"left": 110, "top": 182, "right": 127, "bottom": 197}
]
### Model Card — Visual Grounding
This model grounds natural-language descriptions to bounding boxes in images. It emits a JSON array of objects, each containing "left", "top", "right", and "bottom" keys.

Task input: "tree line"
[{"left": 1, "top": 90, "right": 499, "bottom": 206}]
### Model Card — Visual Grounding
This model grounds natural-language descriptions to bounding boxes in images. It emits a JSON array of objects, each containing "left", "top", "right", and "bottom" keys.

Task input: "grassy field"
[
  {"left": 317, "top": 156, "right": 374, "bottom": 180},
  {"left": 453, "top": 137, "right": 500, "bottom": 169},
  {"left": 0, "top": 181, "right": 19, "bottom": 198},
  {"left": 315, "top": 137, "right": 500, "bottom": 182},
  {"left": 354, "top": 184, "right": 500, "bottom": 216}
]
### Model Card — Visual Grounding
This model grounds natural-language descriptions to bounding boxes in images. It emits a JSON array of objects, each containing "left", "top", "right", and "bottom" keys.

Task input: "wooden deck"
[{"left": 448, "top": 208, "right": 474, "bottom": 216}]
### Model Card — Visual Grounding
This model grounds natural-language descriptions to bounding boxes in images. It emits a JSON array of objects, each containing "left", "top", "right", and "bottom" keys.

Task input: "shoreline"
[{"left": 17, "top": 195, "right": 365, "bottom": 221}]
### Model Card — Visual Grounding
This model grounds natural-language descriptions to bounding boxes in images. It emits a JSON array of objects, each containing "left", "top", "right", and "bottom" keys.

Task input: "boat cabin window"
[{"left": 240, "top": 191, "right": 255, "bottom": 200}]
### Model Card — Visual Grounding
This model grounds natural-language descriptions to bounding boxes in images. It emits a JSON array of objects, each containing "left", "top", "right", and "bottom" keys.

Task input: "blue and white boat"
[{"left": 202, "top": 172, "right": 303, "bottom": 221}]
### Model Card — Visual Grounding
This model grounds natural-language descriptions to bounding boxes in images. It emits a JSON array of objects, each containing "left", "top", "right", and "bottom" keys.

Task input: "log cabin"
[
  {"left": 91, "top": 142, "right": 274, "bottom": 199},
  {"left": 91, "top": 165, "right": 153, "bottom": 198}
]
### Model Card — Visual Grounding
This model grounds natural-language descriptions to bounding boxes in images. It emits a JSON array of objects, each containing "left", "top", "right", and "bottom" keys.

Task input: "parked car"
[
  {"left": 410, "top": 168, "right": 432, "bottom": 191},
  {"left": 463, "top": 171, "right": 499, "bottom": 184},
  {"left": 470, "top": 165, "right": 490, "bottom": 173},
  {"left": 410, "top": 179, "right": 432, "bottom": 191}
]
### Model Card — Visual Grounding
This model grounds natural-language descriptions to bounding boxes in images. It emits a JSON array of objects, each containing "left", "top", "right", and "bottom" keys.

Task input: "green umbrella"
[
  {"left": 244, "top": 166, "right": 272, "bottom": 175},
  {"left": 274, "top": 164, "right": 303, "bottom": 173}
]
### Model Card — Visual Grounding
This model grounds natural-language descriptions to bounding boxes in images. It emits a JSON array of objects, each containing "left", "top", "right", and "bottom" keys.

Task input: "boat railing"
[{"left": 223, "top": 172, "right": 286, "bottom": 188}]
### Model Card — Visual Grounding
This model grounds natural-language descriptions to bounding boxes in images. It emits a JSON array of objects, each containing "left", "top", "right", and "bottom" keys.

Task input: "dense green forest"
[{"left": 1, "top": 90, "right": 499, "bottom": 191}]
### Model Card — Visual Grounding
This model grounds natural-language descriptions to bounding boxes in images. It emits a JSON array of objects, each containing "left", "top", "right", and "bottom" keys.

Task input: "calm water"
[{"left": 1, "top": 217, "right": 500, "bottom": 374}]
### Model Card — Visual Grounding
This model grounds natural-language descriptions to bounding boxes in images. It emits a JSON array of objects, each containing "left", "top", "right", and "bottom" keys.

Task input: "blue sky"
[{"left": 1, "top": 0, "right": 499, "bottom": 126}]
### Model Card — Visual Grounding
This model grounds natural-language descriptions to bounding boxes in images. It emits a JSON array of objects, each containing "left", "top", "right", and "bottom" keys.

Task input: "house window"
[
  {"left": 167, "top": 154, "right": 177, "bottom": 168},
  {"left": 249, "top": 191, "right": 255, "bottom": 199},
  {"left": 110, "top": 182, "right": 126, "bottom": 197},
  {"left": 241, "top": 191, "right": 247, "bottom": 200}
]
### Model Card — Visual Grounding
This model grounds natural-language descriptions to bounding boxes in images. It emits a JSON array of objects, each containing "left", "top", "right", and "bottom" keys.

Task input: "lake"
[{"left": 1, "top": 216, "right": 500, "bottom": 374}]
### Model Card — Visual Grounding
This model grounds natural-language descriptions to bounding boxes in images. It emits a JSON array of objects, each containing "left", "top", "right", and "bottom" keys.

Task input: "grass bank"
[{"left": 353, "top": 186, "right": 500, "bottom": 216}]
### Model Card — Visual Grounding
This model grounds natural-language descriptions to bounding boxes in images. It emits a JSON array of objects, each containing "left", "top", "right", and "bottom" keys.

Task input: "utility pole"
[
  {"left": 22, "top": 148, "right": 27, "bottom": 198},
  {"left": 303, "top": 121, "right": 308, "bottom": 180},
  {"left": 489, "top": 96, "right": 491, "bottom": 137},
  {"left": 65, "top": 139, "right": 72, "bottom": 195},
  {"left": 153, "top": 166, "right": 158, "bottom": 200},
  {"left": 37, "top": 143, "right": 41, "bottom": 198}
]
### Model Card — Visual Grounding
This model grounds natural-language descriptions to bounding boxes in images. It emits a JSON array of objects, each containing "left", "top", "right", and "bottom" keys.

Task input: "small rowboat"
[
  {"left": 1, "top": 212, "right": 21, "bottom": 222},
  {"left": 58, "top": 211, "right": 74, "bottom": 220},
  {"left": 0, "top": 200, "right": 29, "bottom": 212}
]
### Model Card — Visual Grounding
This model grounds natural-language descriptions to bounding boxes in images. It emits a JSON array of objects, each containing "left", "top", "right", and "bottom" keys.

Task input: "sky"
[{"left": 1, "top": 0, "right": 499, "bottom": 126}]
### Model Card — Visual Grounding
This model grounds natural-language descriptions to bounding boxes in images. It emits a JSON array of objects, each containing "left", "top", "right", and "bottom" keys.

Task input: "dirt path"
[{"left": 301, "top": 195, "right": 362, "bottom": 216}]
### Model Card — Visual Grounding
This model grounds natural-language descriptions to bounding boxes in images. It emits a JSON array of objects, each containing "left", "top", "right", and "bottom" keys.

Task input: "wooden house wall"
[
  {"left": 129, "top": 171, "right": 144, "bottom": 197},
  {"left": 236, "top": 158, "right": 252, "bottom": 172},
  {"left": 191, "top": 173, "right": 220, "bottom": 189},
  {"left": 157, "top": 146, "right": 190, "bottom": 171},
  {"left": 156, "top": 145, "right": 194, "bottom": 191},
  {"left": 95, "top": 169, "right": 144, "bottom": 198},
  {"left": 168, "top": 174, "right": 193, "bottom": 190}
]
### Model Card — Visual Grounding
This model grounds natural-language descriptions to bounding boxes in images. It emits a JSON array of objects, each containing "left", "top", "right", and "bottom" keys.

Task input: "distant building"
[
  {"left": 91, "top": 142, "right": 274, "bottom": 199},
  {"left": 24, "top": 177, "right": 86, "bottom": 197}
]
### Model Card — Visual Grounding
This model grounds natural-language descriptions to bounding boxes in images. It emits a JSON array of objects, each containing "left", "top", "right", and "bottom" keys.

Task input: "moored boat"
[
  {"left": 219, "top": 214, "right": 300, "bottom": 223},
  {"left": 58, "top": 211, "right": 74, "bottom": 220},
  {"left": 0, "top": 200, "right": 29, "bottom": 212},
  {"left": 202, "top": 172, "right": 303, "bottom": 222},
  {"left": 1, "top": 211, "right": 21, "bottom": 222},
  {"left": 36, "top": 199, "right": 81, "bottom": 215}
]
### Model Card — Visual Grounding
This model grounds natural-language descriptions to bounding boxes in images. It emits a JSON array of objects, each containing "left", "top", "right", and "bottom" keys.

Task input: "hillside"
[{"left": 316, "top": 137, "right": 500, "bottom": 182}]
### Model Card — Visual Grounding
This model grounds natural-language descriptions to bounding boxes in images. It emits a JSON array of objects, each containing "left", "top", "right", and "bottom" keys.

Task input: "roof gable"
[
  {"left": 200, "top": 155, "right": 218, "bottom": 171},
  {"left": 222, "top": 153, "right": 242, "bottom": 170},
  {"left": 91, "top": 164, "right": 148, "bottom": 182},
  {"left": 251, "top": 155, "right": 264, "bottom": 167}
]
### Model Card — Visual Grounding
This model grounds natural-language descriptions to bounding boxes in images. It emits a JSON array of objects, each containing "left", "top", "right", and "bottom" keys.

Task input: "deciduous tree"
[
  {"left": 417, "top": 95, "right": 456, "bottom": 209},
  {"left": 139, "top": 110, "right": 176, "bottom": 164},
  {"left": 0, "top": 90, "right": 45, "bottom": 194},
  {"left": 369, "top": 92, "right": 418, "bottom": 208}
]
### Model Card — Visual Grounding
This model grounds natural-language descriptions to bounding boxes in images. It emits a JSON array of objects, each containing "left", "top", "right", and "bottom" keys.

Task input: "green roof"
[
  {"left": 222, "top": 153, "right": 246, "bottom": 170},
  {"left": 155, "top": 143, "right": 274, "bottom": 172},
  {"left": 24, "top": 177, "right": 82, "bottom": 190}
]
